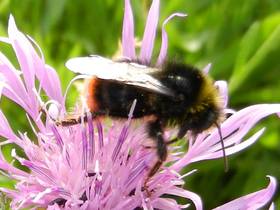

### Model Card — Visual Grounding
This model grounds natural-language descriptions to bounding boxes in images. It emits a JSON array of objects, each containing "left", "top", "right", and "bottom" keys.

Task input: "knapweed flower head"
[{"left": 0, "top": 1, "right": 279, "bottom": 210}]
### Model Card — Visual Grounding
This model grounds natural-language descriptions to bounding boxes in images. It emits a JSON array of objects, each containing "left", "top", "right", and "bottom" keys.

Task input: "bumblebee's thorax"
[{"left": 154, "top": 62, "right": 205, "bottom": 118}]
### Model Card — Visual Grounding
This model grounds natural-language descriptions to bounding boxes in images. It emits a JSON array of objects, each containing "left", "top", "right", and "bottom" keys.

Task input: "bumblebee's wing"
[{"left": 65, "top": 55, "right": 174, "bottom": 96}]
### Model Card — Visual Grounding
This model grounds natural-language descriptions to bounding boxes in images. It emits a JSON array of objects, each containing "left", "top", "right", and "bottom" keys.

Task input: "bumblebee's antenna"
[{"left": 214, "top": 122, "right": 228, "bottom": 172}]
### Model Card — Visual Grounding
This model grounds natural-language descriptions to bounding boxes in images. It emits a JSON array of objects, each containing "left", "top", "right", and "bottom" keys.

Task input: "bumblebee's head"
[
  {"left": 182, "top": 71, "right": 227, "bottom": 171},
  {"left": 185, "top": 73, "right": 222, "bottom": 133},
  {"left": 185, "top": 102, "right": 221, "bottom": 133}
]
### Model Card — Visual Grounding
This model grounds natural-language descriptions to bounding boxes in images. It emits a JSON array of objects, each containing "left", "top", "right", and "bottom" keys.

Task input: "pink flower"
[{"left": 0, "top": 1, "right": 279, "bottom": 209}]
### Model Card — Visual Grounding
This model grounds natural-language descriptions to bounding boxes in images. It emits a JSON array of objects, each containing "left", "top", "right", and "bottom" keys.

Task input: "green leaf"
[
  {"left": 42, "top": 0, "right": 66, "bottom": 34},
  {"left": 229, "top": 12, "right": 280, "bottom": 94},
  {"left": 0, "top": 175, "right": 15, "bottom": 189}
]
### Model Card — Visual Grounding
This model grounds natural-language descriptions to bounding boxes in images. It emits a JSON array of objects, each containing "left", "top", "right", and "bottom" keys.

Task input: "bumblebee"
[{"left": 63, "top": 55, "right": 225, "bottom": 180}]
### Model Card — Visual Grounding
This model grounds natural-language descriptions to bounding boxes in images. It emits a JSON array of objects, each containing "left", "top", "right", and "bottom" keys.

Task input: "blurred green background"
[{"left": 0, "top": 0, "right": 279, "bottom": 209}]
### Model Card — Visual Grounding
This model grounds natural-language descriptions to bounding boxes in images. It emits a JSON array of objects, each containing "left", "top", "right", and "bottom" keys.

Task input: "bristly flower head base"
[{"left": 0, "top": 0, "right": 279, "bottom": 209}]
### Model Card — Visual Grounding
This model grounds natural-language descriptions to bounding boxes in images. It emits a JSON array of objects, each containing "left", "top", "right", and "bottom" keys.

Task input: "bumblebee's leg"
[
  {"left": 144, "top": 119, "right": 167, "bottom": 194},
  {"left": 166, "top": 123, "right": 190, "bottom": 145},
  {"left": 56, "top": 110, "right": 106, "bottom": 126},
  {"left": 147, "top": 119, "right": 167, "bottom": 177},
  {"left": 56, "top": 115, "right": 85, "bottom": 126}
]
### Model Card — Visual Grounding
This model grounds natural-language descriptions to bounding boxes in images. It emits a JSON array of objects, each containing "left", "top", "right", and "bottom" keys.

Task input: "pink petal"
[
  {"left": 218, "top": 104, "right": 280, "bottom": 145},
  {"left": 156, "top": 13, "right": 187, "bottom": 66},
  {"left": 35, "top": 61, "right": 64, "bottom": 106},
  {"left": 165, "top": 187, "right": 203, "bottom": 210},
  {"left": 0, "top": 52, "right": 29, "bottom": 103},
  {"left": 140, "top": 0, "right": 160, "bottom": 64},
  {"left": 191, "top": 128, "right": 264, "bottom": 162},
  {"left": 152, "top": 198, "right": 180, "bottom": 210},
  {"left": 0, "top": 157, "right": 28, "bottom": 178},
  {"left": 27, "top": 32, "right": 64, "bottom": 105},
  {"left": 0, "top": 37, "right": 11, "bottom": 43},
  {"left": 269, "top": 203, "right": 275, "bottom": 210},
  {"left": 7, "top": 15, "right": 63, "bottom": 109},
  {"left": 47, "top": 203, "right": 61, "bottom": 210},
  {"left": 114, "top": 198, "right": 140, "bottom": 210},
  {"left": 215, "top": 80, "right": 228, "bottom": 108},
  {"left": 202, "top": 63, "right": 212, "bottom": 74},
  {"left": 0, "top": 110, "right": 20, "bottom": 141},
  {"left": 171, "top": 104, "right": 280, "bottom": 171},
  {"left": 8, "top": 15, "right": 36, "bottom": 99},
  {"left": 0, "top": 82, "right": 32, "bottom": 115},
  {"left": 122, "top": 0, "right": 136, "bottom": 59},
  {"left": 0, "top": 53, "right": 33, "bottom": 113},
  {"left": 212, "top": 176, "right": 277, "bottom": 210}
]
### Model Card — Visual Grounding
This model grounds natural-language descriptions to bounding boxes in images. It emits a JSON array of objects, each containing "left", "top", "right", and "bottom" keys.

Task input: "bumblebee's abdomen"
[{"left": 87, "top": 78, "right": 155, "bottom": 118}]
